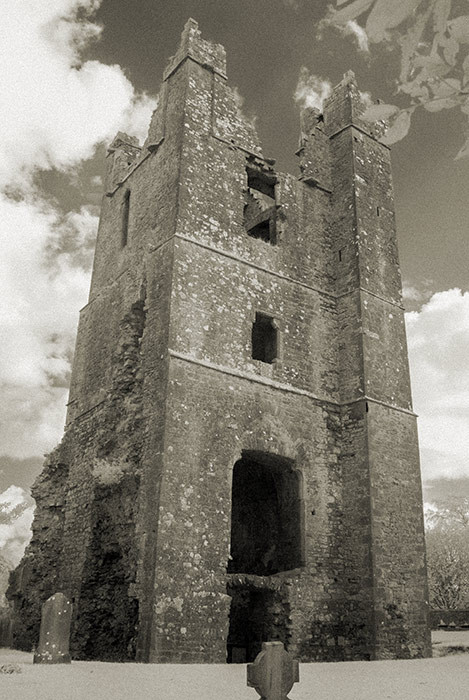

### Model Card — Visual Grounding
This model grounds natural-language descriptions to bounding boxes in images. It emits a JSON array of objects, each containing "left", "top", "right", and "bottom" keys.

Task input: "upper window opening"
[
  {"left": 252, "top": 312, "right": 278, "bottom": 364},
  {"left": 121, "top": 189, "right": 130, "bottom": 247},
  {"left": 244, "top": 167, "right": 277, "bottom": 245}
]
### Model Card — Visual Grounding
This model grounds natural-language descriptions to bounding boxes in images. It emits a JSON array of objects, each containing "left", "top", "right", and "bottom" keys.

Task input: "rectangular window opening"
[{"left": 252, "top": 312, "right": 278, "bottom": 364}]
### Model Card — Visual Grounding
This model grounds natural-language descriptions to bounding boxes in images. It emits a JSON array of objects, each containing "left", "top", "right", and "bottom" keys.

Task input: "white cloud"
[
  {"left": 402, "top": 279, "right": 435, "bottom": 309},
  {"left": 0, "top": 1, "right": 157, "bottom": 459},
  {"left": 0, "top": 486, "right": 27, "bottom": 514},
  {"left": 0, "top": 486, "right": 34, "bottom": 566},
  {"left": 403, "top": 283, "right": 427, "bottom": 303},
  {"left": 344, "top": 20, "right": 370, "bottom": 52},
  {"left": 294, "top": 68, "right": 332, "bottom": 111},
  {"left": 406, "top": 288, "right": 469, "bottom": 481},
  {"left": 0, "top": 0, "right": 155, "bottom": 189},
  {"left": 0, "top": 193, "right": 96, "bottom": 458}
]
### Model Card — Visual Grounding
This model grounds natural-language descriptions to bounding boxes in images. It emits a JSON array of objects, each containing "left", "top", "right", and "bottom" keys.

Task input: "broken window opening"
[
  {"left": 121, "top": 189, "right": 130, "bottom": 247},
  {"left": 245, "top": 214, "right": 275, "bottom": 243},
  {"left": 227, "top": 452, "right": 304, "bottom": 577},
  {"left": 244, "top": 166, "right": 277, "bottom": 245},
  {"left": 252, "top": 312, "right": 278, "bottom": 364}
]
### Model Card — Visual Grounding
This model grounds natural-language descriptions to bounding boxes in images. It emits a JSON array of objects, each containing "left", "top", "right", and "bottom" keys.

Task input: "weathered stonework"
[{"left": 8, "top": 19, "right": 431, "bottom": 663}]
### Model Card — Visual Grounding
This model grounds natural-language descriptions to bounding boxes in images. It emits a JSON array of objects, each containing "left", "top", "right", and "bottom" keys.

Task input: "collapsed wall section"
[
  {"left": 9, "top": 286, "right": 150, "bottom": 656},
  {"left": 7, "top": 454, "right": 69, "bottom": 650}
]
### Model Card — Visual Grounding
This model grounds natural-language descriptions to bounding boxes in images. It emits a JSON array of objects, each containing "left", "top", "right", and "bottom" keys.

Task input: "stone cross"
[
  {"left": 247, "top": 641, "right": 299, "bottom": 700},
  {"left": 33, "top": 592, "right": 73, "bottom": 664}
]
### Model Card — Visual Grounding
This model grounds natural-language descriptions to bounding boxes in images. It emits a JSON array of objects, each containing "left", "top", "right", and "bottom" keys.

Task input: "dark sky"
[{"left": 78, "top": 0, "right": 469, "bottom": 293}]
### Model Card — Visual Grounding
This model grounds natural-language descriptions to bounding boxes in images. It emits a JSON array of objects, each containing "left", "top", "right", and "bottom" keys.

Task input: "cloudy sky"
[{"left": 1, "top": 0, "right": 468, "bottom": 563}]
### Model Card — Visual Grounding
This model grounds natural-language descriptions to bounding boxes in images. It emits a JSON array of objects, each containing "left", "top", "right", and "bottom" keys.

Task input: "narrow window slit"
[{"left": 121, "top": 189, "right": 131, "bottom": 247}]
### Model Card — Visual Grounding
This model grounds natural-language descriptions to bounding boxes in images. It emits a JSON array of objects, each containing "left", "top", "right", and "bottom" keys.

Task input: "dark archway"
[
  {"left": 226, "top": 587, "right": 290, "bottom": 663},
  {"left": 226, "top": 451, "right": 304, "bottom": 663},
  {"left": 227, "top": 452, "right": 303, "bottom": 576}
]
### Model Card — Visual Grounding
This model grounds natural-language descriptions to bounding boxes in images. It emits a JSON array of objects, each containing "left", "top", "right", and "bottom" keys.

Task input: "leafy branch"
[{"left": 323, "top": 0, "right": 469, "bottom": 155}]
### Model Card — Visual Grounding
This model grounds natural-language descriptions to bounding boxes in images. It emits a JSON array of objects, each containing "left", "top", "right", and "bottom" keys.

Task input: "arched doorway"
[{"left": 226, "top": 451, "right": 304, "bottom": 662}]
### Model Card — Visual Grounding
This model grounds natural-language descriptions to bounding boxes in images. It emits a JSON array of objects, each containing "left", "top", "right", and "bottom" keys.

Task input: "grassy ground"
[
  {"left": 1, "top": 631, "right": 468, "bottom": 700},
  {"left": 431, "top": 628, "right": 469, "bottom": 656}
]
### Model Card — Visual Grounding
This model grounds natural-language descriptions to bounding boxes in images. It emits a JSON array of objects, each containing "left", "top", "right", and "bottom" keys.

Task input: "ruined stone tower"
[{"left": 9, "top": 20, "right": 431, "bottom": 662}]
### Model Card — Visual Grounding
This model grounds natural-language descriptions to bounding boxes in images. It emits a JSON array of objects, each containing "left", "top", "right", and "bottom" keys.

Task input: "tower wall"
[
  {"left": 8, "top": 20, "right": 430, "bottom": 662},
  {"left": 326, "top": 75, "right": 430, "bottom": 658}
]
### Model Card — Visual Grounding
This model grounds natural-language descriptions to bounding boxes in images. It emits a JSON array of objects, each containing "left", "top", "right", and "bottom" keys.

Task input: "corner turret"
[
  {"left": 323, "top": 70, "right": 384, "bottom": 141},
  {"left": 163, "top": 18, "right": 227, "bottom": 80}
]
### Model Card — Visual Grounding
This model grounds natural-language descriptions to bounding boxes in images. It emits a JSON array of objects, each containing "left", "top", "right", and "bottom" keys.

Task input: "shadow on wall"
[{"left": 72, "top": 474, "right": 140, "bottom": 661}]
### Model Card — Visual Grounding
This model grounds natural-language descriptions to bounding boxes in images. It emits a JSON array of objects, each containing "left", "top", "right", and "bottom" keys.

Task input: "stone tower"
[{"left": 9, "top": 20, "right": 431, "bottom": 663}]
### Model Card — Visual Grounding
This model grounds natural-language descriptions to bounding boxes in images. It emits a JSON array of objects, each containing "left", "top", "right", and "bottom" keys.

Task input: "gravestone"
[
  {"left": 247, "top": 641, "right": 299, "bottom": 700},
  {"left": 33, "top": 592, "right": 73, "bottom": 664}
]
